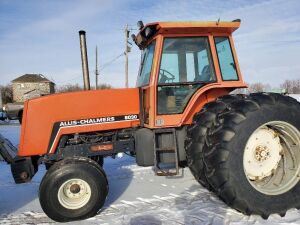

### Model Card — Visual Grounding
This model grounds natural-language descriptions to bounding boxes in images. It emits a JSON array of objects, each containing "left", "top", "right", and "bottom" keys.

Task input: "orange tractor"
[{"left": 1, "top": 20, "right": 300, "bottom": 222}]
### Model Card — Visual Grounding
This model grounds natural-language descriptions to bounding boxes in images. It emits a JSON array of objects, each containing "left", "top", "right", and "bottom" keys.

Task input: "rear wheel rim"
[
  {"left": 243, "top": 121, "right": 300, "bottom": 195},
  {"left": 57, "top": 178, "right": 92, "bottom": 209}
]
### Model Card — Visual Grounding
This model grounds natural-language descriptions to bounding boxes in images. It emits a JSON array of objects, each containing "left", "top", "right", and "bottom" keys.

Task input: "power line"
[
  {"left": 52, "top": 24, "right": 136, "bottom": 86},
  {"left": 56, "top": 74, "right": 83, "bottom": 84},
  {"left": 99, "top": 52, "right": 125, "bottom": 71},
  {"left": 55, "top": 51, "right": 125, "bottom": 85}
]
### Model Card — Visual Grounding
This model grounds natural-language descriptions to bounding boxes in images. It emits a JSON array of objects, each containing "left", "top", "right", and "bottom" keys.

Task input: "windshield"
[
  {"left": 136, "top": 41, "right": 156, "bottom": 87},
  {"left": 158, "top": 37, "right": 215, "bottom": 84}
]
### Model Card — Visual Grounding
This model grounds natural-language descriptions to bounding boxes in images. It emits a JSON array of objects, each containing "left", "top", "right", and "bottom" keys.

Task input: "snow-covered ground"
[
  {"left": 289, "top": 94, "right": 300, "bottom": 102},
  {"left": 1, "top": 121, "right": 300, "bottom": 224}
]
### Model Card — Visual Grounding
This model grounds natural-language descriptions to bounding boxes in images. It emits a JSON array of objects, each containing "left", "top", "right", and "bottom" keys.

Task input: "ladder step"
[
  {"left": 156, "top": 147, "right": 175, "bottom": 152},
  {"left": 153, "top": 128, "right": 179, "bottom": 176},
  {"left": 156, "top": 170, "right": 178, "bottom": 176},
  {"left": 154, "top": 129, "right": 174, "bottom": 134},
  {"left": 157, "top": 162, "right": 176, "bottom": 169},
  {"left": 156, "top": 162, "right": 178, "bottom": 176}
]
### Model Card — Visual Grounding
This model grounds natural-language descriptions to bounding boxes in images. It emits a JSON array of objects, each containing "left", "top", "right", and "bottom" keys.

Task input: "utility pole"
[
  {"left": 95, "top": 46, "right": 99, "bottom": 90},
  {"left": 124, "top": 24, "right": 129, "bottom": 88}
]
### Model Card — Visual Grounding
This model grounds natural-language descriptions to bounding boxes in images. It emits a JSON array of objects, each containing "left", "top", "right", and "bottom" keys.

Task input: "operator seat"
[{"left": 194, "top": 65, "right": 211, "bottom": 82}]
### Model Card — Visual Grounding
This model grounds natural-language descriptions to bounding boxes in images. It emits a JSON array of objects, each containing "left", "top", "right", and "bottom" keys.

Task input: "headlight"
[{"left": 3, "top": 106, "right": 6, "bottom": 111}]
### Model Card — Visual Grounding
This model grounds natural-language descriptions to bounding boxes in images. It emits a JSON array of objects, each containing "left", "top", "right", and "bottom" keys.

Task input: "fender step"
[{"left": 0, "top": 133, "right": 17, "bottom": 164}]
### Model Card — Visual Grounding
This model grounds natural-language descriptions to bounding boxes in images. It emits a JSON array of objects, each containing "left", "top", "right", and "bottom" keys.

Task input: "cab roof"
[
  {"left": 146, "top": 20, "right": 241, "bottom": 34},
  {"left": 134, "top": 20, "right": 241, "bottom": 49}
]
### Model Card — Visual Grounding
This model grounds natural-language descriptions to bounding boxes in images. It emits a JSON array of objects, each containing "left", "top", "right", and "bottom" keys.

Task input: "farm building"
[{"left": 11, "top": 74, "right": 55, "bottom": 102}]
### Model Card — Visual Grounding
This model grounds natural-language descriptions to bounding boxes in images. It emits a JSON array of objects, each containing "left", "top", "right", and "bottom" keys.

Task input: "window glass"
[
  {"left": 136, "top": 41, "right": 156, "bottom": 87},
  {"left": 158, "top": 37, "right": 215, "bottom": 83},
  {"left": 157, "top": 84, "right": 203, "bottom": 114},
  {"left": 215, "top": 37, "right": 238, "bottom": 80},
  {"left": 157, "top": 37, "right": 215, "bottom": 114},
  {"left": 186, "top": 53, "right": 195, "bottom": 81},
  {"left": 160, "top": 53, "right": 179, "bottom": 82}
]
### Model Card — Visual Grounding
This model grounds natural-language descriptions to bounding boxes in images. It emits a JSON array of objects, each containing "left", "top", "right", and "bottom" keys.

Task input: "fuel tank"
[{"left": 19, "top": 88, "right": 140, "bottom": 156}]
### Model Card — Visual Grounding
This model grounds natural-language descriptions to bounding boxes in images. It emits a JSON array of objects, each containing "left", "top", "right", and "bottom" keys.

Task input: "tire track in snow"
[
  {"left": 0, "top": 189, "right": 216, "bottom": 224},
  {"left": 2, "top": 183, "right": 300, "bottom": 224}
]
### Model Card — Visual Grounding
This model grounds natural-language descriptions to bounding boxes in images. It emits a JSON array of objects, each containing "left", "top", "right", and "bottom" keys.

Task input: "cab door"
[
  {"left": 136, "top": 41, "right": 156, "bottom": 126},
  {"left": 154, "top": 36, "right": 217, "bottom": 127}
]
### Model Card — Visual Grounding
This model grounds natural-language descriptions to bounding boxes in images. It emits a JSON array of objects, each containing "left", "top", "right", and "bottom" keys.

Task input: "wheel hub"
[
  {"left": 70, "top": 184, "right": 81, "bottom": 194},
  {"left": 243, "top": 121, "right": 300, "bottom": 195},
  {"left": 255, "top": 145, "right": 270, "bottom": 162},
  {"left": 58, "top": 179, "right": 91, "bottom": 209},
  {"left": 244, "top": 128, "right": 282, "bottom": 180}
]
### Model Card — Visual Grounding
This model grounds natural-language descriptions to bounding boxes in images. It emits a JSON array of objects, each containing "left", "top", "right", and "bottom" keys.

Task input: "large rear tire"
[
  {"left": 203, "top": 93, "right": 300, "bottom": 218},
  {"left": 185, "top": 95, "right": 244, "bottom": 189},
  {"left": 39, "top": 157, "right": 108, "bottom": 222}
]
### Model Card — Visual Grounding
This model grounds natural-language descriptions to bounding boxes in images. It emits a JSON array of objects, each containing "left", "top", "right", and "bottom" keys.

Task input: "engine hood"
[{"left": 19, "top": 88, "right": 140, "bottom": 156}]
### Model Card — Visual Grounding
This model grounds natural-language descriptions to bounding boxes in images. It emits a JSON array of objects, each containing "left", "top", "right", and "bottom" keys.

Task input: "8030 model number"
[{"left": 125, "top": 114, "right": 138, "bottom": 120}]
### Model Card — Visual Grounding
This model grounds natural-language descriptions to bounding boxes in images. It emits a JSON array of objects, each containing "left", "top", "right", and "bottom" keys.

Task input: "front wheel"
[
  {"left": 203, "top": 93, "right": 300, "bottom": 218},
  {"left": 39, "top": 157, "right": 108, "bottom": 222}
]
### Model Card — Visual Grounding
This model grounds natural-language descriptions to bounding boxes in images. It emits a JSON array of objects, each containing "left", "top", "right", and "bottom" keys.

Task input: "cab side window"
[
  {"left": 136, "top": 41, "right": 156, "bottom": 87},
  {"left": 214, "top": 37, "right": 238, "bottom": 81}
]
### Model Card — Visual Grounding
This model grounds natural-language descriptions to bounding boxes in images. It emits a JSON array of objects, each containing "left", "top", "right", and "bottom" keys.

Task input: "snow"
[
  {"left": 290, "top": 94, "right": 300, "bottom": 102},
  {"left": 1, "top": 124, "right": 300, "bottom": 224}
]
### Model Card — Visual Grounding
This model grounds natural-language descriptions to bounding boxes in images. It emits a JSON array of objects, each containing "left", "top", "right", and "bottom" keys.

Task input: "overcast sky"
[{"left": 0, "top": 0, "right": 299, "bottom": 88}]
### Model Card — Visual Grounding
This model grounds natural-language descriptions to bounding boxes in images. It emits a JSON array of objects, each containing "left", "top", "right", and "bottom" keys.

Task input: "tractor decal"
[{"left": 47, "top": 114, "right": 139, "bottom": 153}]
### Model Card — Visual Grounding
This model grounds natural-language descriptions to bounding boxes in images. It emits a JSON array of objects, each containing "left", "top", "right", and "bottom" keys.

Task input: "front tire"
[
  {"left": 203, "top": 93, "right": 300, "bottom": 218},
  {"left": 39, "top": 157, "right": 108, "bottom": 222},
  {"left": 90, "top": 155, "right": 104, "bottom": 167}
]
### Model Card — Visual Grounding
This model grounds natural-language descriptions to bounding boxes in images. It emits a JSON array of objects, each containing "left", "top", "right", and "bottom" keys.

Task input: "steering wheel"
[{"left": 159, "top": 69, "right": 175, "bottom": 83}]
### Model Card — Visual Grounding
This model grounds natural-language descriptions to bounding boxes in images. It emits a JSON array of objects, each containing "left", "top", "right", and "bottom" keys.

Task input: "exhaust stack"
[{"left": 79, "top": 30, "right": 91, "bottom": 90}]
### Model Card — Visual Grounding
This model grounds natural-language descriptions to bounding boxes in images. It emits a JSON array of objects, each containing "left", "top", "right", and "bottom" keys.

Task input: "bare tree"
[
  {"left": 292, "top": 79, "right": 300, "bottom": 94},
  {"left": 280, "top": 79, "right": 300, "bottom": 94},
  {"left": 0, "top": 84, "right": 13, "bottom": 104},
  {"left": 248, "top": 82, "right": 272, "bottom": 93},
  {"left": 97, "top": 84, "right": 112, "bottom": 90},
  {"left": 56, "top": 83, "right": 112, "bottom": 93},
  {"left": 280, "top": 80, "right": 293, "bottom": 93},
  {"left": 56, "top": 84, "right": 83, "bottom": 93},
  {"left": 248, "top": 83, "right": 263, "bottom": 93}
]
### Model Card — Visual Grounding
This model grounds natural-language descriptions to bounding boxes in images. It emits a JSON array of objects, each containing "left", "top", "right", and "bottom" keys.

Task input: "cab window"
[
  {"left": 136, "top": 41, "right": 156, "bottom": 87},
  {"left": 214, "top": 37, "right": 238, "bottom": 81},
  {"left": 157, "top": 37, "right": 215, "bottom": 115}
]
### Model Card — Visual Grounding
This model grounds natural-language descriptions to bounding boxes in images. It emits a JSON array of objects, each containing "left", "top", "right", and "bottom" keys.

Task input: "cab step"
[{"left": 154, "top": 128, "right": 179, "bottom": 176}]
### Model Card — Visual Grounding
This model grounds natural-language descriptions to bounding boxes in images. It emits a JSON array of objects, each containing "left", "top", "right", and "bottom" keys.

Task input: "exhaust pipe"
[{"left": 79, "top": 30, "right": 91, "bottom": 90}]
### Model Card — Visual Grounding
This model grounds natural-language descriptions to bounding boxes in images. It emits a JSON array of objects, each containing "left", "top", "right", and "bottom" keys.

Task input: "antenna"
[
  {"left": 124, "top": 24, "right": 129, "bottom": 88},
  {"left": 95, "top": 46, "right": 99, "bottom": 90}
]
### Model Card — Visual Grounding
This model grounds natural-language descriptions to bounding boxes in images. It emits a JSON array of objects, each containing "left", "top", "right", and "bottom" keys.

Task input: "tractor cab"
[{"left": 133, "top": 21, "right": 246, "bottom": 128}]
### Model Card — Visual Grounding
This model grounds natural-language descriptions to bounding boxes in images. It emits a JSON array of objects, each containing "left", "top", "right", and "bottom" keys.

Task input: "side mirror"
[{"left": 137, "top": 21, "right": 144, "bottom": 30}]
